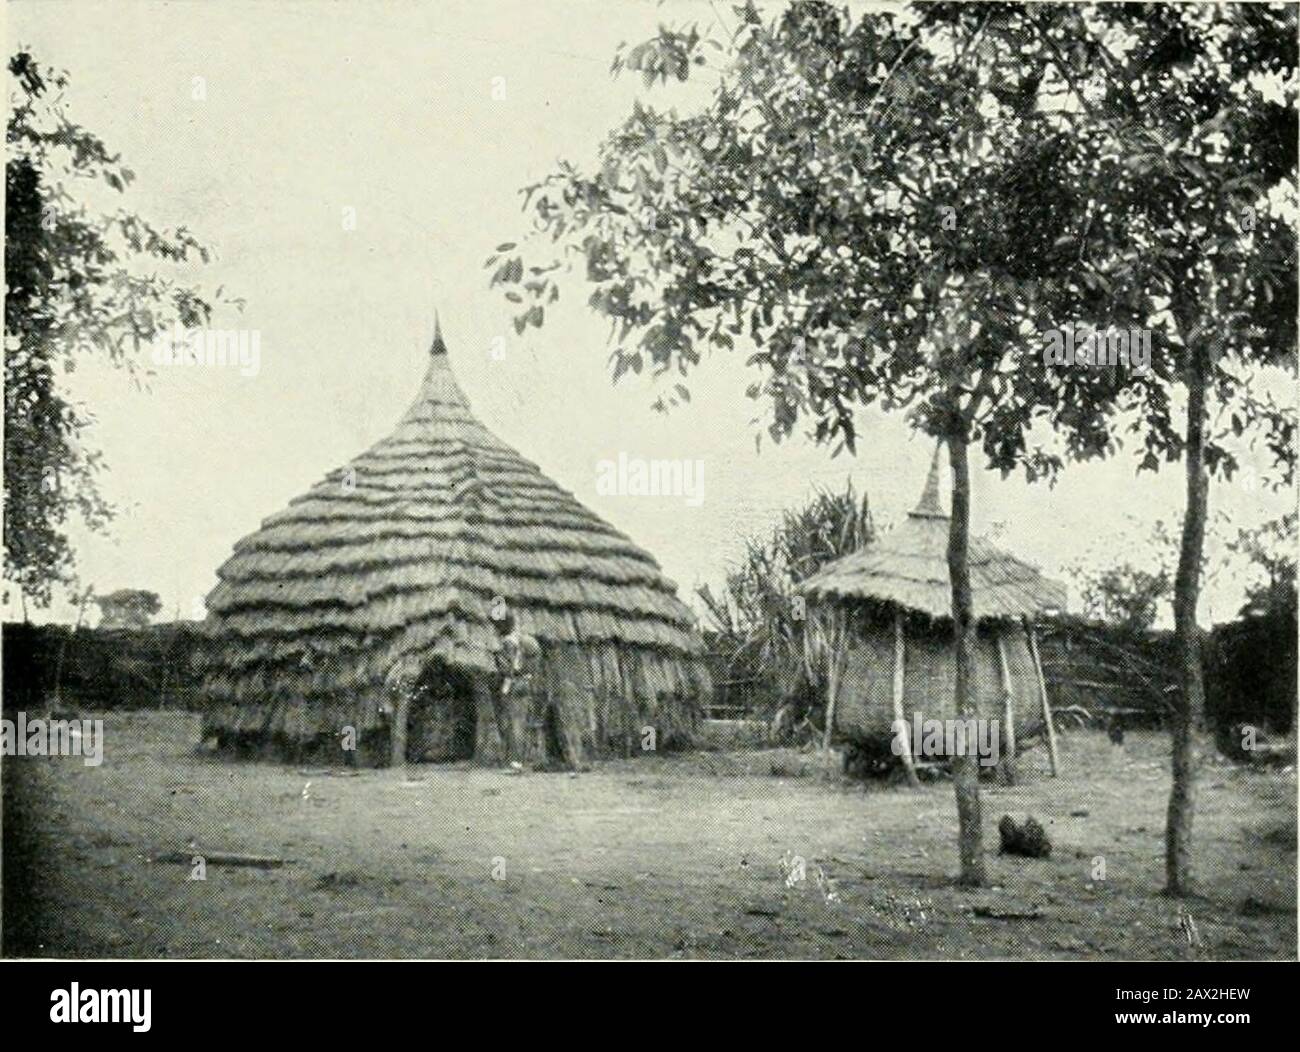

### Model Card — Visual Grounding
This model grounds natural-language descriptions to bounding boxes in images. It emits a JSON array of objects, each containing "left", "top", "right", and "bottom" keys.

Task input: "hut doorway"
[{"left": 403, "top": 660, "right": 477, "bottom": 763}]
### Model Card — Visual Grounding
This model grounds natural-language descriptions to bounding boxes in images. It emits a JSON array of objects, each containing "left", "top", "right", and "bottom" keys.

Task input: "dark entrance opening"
[{"left": 405, "top": 660, "right": 477, "bottom": 762}]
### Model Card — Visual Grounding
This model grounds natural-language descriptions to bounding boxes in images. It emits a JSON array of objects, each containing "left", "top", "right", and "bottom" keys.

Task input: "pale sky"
[{"left": 4, "top": 0, "right": 1295, "bottom": 629}]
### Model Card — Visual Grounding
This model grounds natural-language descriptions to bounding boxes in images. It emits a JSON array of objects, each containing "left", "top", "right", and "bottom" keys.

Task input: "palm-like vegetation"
[{"left": 698, "top": 483, "right": 872, "bottom": 725}]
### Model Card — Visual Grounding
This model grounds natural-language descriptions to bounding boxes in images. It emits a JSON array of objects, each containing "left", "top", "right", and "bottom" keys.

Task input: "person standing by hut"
[
  {"left": 382, "top": 653, "right": 426, "bottom": 769},
  {"left": 491, "top": 605, "right": 540, "bottom": 767}
]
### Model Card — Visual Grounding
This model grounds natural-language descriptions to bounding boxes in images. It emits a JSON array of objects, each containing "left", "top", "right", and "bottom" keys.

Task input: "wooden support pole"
[
  {"left": 996, "top": 633, "right": 1017, "bottom": 786},
  {"left": 822, "top": 608, "right": 842, "bottom": 751},
  {"left": 893, "top": 610, "right": 921, "bottom": 789},
  {"left": 1026, "top": 618, "right": 1059, "bottom": 776},
  {"left": 390, "top": 690, "right": 411, "bottom": 770}
]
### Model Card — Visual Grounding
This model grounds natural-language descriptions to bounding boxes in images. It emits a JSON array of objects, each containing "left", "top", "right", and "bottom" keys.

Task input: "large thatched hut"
[
  {"left": 799, "top": 449, "right": 1066, "bottom": 780},
  {"left": 200, "top": 324, "right": 708, "bottom": 765}
]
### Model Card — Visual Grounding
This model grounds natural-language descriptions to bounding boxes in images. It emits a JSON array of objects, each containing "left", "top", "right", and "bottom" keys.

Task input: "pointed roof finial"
[
  {"left": 910, "top": 442, "right": 947, "bottom": 518},
  {"left": 410, "top": 316, "right": 470, "bottom": 412},
  {"left": 430, "top": 312, "right": 447, "bottom": 357}
]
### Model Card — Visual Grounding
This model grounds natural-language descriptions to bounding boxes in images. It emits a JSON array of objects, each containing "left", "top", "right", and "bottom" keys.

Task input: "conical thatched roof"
[
  {"left": 800, "top": 447, "right": 1067, "bottom": 621},
  {"left": 203, "top": 324, "right": 706, "bottom": 715}
]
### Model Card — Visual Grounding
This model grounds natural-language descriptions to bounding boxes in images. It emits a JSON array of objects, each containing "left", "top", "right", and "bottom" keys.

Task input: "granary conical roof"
[
  {"left": 909, "top": 443, "right": 946, "bottom": 519},
  {"left": 800, "top": 444, "right": 1066, "bottom": 621},
  {"left": 202, "top": 326, "right": 705, "bottom": 705}
]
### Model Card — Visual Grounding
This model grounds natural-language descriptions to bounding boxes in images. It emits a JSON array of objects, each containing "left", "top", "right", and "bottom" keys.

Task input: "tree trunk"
[
  {"left": 946, "top": 433, "right": 985, "bottom": 887},
  {"left": 52, "top": 587, "right": 93, "bottom": 712},
  {"left": 1167, "top": 342, "right": 1209, "bottom": 896}
]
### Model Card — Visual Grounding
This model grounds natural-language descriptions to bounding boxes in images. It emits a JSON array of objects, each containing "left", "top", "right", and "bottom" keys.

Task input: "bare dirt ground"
[{"left": 3, "top": 711, "right": 1295, "bottom": 959}]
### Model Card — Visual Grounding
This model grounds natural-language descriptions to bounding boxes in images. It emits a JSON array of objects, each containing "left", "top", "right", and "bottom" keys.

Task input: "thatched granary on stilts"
[
  {"left": 798, "top": 448, "right": 1066, "bottom": 783},
  {"left": 200, "top": 322, "right": 708, "bottom": 765}
]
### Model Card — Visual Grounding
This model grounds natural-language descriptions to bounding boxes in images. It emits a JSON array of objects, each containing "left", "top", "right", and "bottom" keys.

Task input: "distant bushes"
[
  {"left": 1205, "top": 601, "right": 1297, "bottom": 737},
  {"left": 1, "top": 621, "right": 205, "bottom": 710}
]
